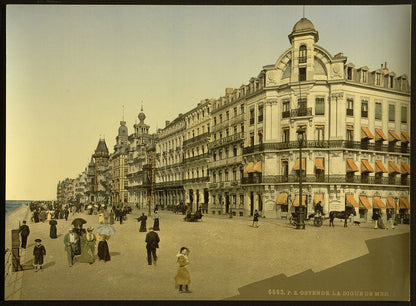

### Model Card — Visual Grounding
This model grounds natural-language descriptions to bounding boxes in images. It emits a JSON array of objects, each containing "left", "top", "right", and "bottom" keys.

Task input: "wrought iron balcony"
[
  {"left": 183, "top": 132, "right": 210, "bottom": 147},
  {"left": 183, "top": 153, "right": 210, "bottom": 163},
  {"left": 241, "top": 175, "right": 262, "bottom": 184},
  {"left": 282, "top": 110, "right": 290, "bottom": 119},
  {"left": 347, "top": 109, "right": 354, "bottom": 116},
  {"left": 290, "top": 107, "right": 312, "bottom": 117},
  {"left": 183, "top": 177, "right": 210, "bottom": 184}
]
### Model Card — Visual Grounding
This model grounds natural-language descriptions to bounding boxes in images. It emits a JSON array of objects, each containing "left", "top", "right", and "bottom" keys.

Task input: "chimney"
[
  {"left": 165, "top": 120, "right": 170, "bottom": 127},
  {"left": 225, "top": 87, "right": 233, "bottom": 95},
  {"left": 382, "top": 62, "right": 389, "bottom": 75}
]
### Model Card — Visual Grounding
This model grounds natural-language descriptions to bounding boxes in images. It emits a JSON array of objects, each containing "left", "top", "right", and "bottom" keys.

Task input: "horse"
[{"left": 329, "top": 207, "right": 356, "bottom": 227}]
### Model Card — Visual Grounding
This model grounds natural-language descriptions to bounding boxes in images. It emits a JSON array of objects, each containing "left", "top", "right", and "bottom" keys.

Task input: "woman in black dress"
[
  {"left": 137, "top": 213, "right": 147, "bottom": 232},
  {"left": 49, "top": 220, "right": 57, "bottom": 238},
  {"left": 97, "top": 234, "right": 111, "bottom": 262}
]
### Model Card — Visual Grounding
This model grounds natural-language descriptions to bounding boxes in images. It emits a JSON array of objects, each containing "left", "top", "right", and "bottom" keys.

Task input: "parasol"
[
  {"left": 71, "top": 218, "right": 87, "bottom": 227},
  {"left": 87, "top": 205, "right": 92, "bottom": 209},
  {"left": 96, "top": 224, "right": 116, "bottom": 236},
  {"left": 49, "top": 220, "right": 57, "bottom": 225}
]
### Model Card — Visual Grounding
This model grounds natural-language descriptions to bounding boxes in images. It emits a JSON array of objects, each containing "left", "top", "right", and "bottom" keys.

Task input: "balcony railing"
[
  {"left": 241, "top": 176, "right": 262, "bottom": 184},
  {"left": 183, "top": 132, "right": 210, "bottom": 147},
  {"left": 183, "top": 153, "right": 210, "bottom": 163},
  {"left": 347, "top": 109, "right": 354, "bottom": 116},
  {"left": 290, "top": 107, "right": 312, "bottom": 117},
  {"left": 183, "top": 177, "right": 210, "bottom": 184},
  {"left": 209, "top": 132, "right": 244, "bottom": 149},
  {"left": 282, "top": 110, "right": 290, "bottom": 118}
]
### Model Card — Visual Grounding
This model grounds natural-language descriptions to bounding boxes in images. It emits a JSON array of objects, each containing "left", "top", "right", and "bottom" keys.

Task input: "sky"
[{"left": 6, "top": 5, "right": 411, "bottom": 200}]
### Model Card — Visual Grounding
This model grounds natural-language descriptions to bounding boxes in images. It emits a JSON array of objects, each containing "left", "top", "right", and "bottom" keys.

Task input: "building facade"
[{"left": 111, "top": 120, "right": 129, "bottom": 208}]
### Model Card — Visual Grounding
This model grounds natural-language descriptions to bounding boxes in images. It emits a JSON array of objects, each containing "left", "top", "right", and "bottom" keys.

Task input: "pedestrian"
[
  {"left": 378, "top": 210, "right": 386, "bottom": 229},
  {"left": 104, "top": 209, "right": 110, "bottom": 224},
  {"left": 49, "top": 220, "right": 58, "bottom": 239},
  {"left": 97, "top": 233, "right": 111, "bottom": 262},
  {"left": 98, "top": 213, "right": 105, "bottom": 224},
  {"left": 64, "top": 229, "right": 79, "bottom": 267},
  {"left": 64, "top": 208, "right": 69, "bottom": 221},
  {"left": 119, "top": 209, "right": 124, "bottom": 225},
  {"left": 79, "top": 227, "right": 96, "bottom": 264},
  {"left": 33, "top": 210, "right": 40, "bottom": 223},
  {"left": 387, "top": 208, "right": 395, "bottom": 230},
  {"left": 372, "top": 209, "right": 380, "bottom": 229},
  {"left": 33, "top": 239, "right": 46, "bottom": 272},
  {"left": 109, "top": 209, "right": 115, "bottom": 225},
  {"left": 47, "top": 211, "right": 52, "bottom": 221},
  {"left": 145, "top": 228, "right": 160, "bottom": 265},
  {"left": 252, "top": 209, "right": 260, "bottom": 228},
  {"left": 138, "top": 213, "right": 147, "bottom": 232},
  {"left": 18, "top": 221, "right": 30, "bottom": 249},
  {"left": 175, "top": 247, "right": 191, "bottom": 293},
  {"left": 152, "top": 211, "right": 160, "bottom": 231}
]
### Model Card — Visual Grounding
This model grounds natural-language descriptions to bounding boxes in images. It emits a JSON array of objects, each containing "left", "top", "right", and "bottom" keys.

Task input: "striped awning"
[
  {"left": 375, "top": 160, "right": 387, "bottom": 173},
  {"left": 315, "top": 158, "right": 325, "bottom": 170},
  {"left": 346, "top": 159, "right": 359, "bottom": 172},
  {"left": 399, "top": 197, "right": 410, "bottom": 209},
  {"left": 292, "top": 195, "right": 307, "bottom": 207},
  {"left": 361, "top": 160, "right": 374, "bottom": 173},
  {"left": 244, "top": 162, "right": 255, "bottom": 173},
  {"left": 346, "top": 194, "right": 359, "bottom": 208},
  {"left": 359, "top": 195, "right": 372, "bottom": 210},
  {"left": 373, "top": 196, "right": 386, "bottom": 209},
  {"left": 361, "top": 126, "right": 374, "bottom": 139},
  {"left": 293, "top": 158, "right": 306, "bottom": 171},
  {"left": 401, "top": 162, "right": 410, "bottom": 175},
  {"left": 375, "top": 128, "right": 387, "bottom": 141},
  {"left": 401, "top": 131, "right": 410, "bottom": 143},
  {"left": 253, "top": 161, "right": 262, "bottom": 173},
  {"left": 277, "top": 192, "right": 288, "bottom": 205},
  {"left": 388, "top": 130, "right": 400, "bottom": 142},
  {"left": 388, "top": 161, "right": 400, "bottom": 174},
  {"left": 386, "top": 197, "right": 396, "bottom": 209},
  {"left": 314, "top": 193, "right": 324, "bottom": 206}
]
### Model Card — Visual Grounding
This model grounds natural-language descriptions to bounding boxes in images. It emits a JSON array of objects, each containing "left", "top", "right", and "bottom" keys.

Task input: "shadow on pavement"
[
  {"left": 110, "top": 252, "right": 121, "bottom": 257},
  {"left": 225, "top": 233, "right": 409, "bottom": 301}
]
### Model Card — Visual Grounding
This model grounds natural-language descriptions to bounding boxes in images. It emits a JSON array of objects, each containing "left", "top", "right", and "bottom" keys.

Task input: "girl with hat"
[{"left": 33, "top": 239, "right": 46, "bottom": 272}]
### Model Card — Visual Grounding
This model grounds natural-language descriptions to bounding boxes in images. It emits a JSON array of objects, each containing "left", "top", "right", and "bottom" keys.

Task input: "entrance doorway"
[{"left": 225, "top": 193, "right": 230, "bottom": 213}]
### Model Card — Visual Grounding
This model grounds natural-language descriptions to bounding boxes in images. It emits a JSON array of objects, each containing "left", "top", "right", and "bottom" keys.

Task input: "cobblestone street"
[{"left": 5, "top": 208, "right": 410, "bottom": 300}]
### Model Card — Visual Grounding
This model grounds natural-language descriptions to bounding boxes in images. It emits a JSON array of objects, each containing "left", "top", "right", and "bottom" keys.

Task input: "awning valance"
[
  {"left": 346, "top": 125, "right": 354, "bottom": 131},
  {"left": 375, "top": 128, "right": 387, "bottom": 141},
  {"left": 253, "top": 161, "right": 262, "bottom": 173},
  {"left": 373, "top": 196, "right": 386, "bottom": 209},
  {"left": 388, "top": 161, "right": 400, "bottom": 174},
  {"left": 292, "top": 195, "right": 307, "bottom": 207},
  {"left": 361, "top": 159, "right": 374, "bottom": 173},
  {"left": 401, "top": 131, "right": 410, "bottom": 143},
  {"left": 315, "top": 158, "right": 325, "bottom": 170},
  {"left": 277, "top": 192, "right": 288, "bottom": 205},
  {"left": 359, "top": 195, "right": 372, "bottom": 210},
  {"left": 293, "top": 158, "right": 306, "bottom": 171},
  {"left": 375, "top": 160, "right": 387, "bottom": 173},
  {"left": 314, "top": 193, "right": 324, "bottom": 206},
  {"left": 361, "top": 126, "right": 374, "bottom": 139},
  {"left": 386, "top": 197, "right": 396, "bottom": 209},
  {"left": 388, "top": 130, "right": 400, "bottom": 142},
  {"left": 244, "top": 162, "right": 255, "bottom": 173},
  {"left": 401, "top": 162, "right": 410, "bottom": 175},
  {"left": 346, "top": 194, "right": 359, "bottom": 207},
  {"left": 346, "top": 158, "right": 359, "bottom": 172},
  {"left": 399, "top": 197, "right": 410, "bottom": 209}
]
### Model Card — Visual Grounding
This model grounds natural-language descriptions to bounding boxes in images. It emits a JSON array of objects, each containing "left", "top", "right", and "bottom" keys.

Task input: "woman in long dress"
[
  {"left": 49, "top": 220, "right": 57, "bottom": 239},
  {"left": 109, "top": 210, "right": 115, "bottom": 225},
  {"left": 175, "top": 247, "right": 191, "bottom": 293},
  {"left": 138, "top": 213, "right": 147, "bottom": 232},
  {"left": 152, "top": 211, "right": 160, "bottom": 231},
  {"left": 79, "top": 227, "right": 96, "bottom": 264},
  {"left": 97, "top": 233, "right": 111, "bottom": 262}
]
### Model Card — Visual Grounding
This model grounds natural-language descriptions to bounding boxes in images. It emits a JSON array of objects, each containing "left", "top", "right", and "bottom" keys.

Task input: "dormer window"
[
  {"left": 347, "top": 67, "right": 352, "bottom": 80},
  {"left": 389, "top": 76, "right": 394, "bottom": 88},
  {"left": 361, "top": 70, "right": 367, "bottom": 83},
  {"left": 376, "top": 73, "right": 381, "bottom": 86},
  {"left": 299, "top": 45, "right": 307, "bottom": 64}
]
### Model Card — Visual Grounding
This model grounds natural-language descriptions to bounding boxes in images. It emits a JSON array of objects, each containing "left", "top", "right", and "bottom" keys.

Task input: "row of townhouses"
[{"left": 57, "top": 17, "right": 411, "bottom": 222}]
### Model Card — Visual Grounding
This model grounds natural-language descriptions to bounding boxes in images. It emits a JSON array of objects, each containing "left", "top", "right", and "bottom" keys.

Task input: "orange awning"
[
  {"left": 375, "top": 160, "right": 387, "bottom": 173},
  {"left": 359, "top": 195, "right": 372, "bottom": 209},
  {"left": 401, "top": 131, "right": 410, "bottom": 143},
  {"left": 375, "top": 128, "right": 387, "bottom": 141},
  {"left": 346, "top": 194, "right": 359, "bottom": 207},
  {"left": 399, "top": 197, "right": 410, "bottom": 209},
  {"left": 314, "top": 193, "right": 324, "bottom": 206},
  {"left": 315, "top": 158, "right": 325, "bottom": 170},
  {"left": 346, "top": 159, "right": 359, "bottom": 172},
  {"left": 277, "top": 192, "right": 288, "bottom": 205},
  {"left": 253, "top": 161, "right": 262, "bottom": 173},
  {"left": 388, "top": 161, "right": 400, "bottom": 174},
  {"left": 361, "top": 160, "right": 374, "bottom": 173},
  {"left": 244, "top": 162, "right": 255, "bottom": 173},
  {"left": 292, "top": 195, "right": 307, "bottom": 207},
  {"left": 361, "top": 126, "right": 374, "bottom": 139},
  {"left": 388, "top": 130, "right": 400, "bottom": 142},
  {"left": 386, "top": 197, "right": 396, "bottom": 209},
  {"left": 373, "top": 196, "right": 386, "bottom": 209},
  {"left": 401, "top": 162, "right": 410, "bottom": 175},
  {"left": 346, "top": 125, "right": 354, "bottom": 131},
  {"left": 293, "top": 158, "right": 306, "bottom": 171}
]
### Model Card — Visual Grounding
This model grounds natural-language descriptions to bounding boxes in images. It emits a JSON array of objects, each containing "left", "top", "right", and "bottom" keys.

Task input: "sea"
[{"left": 5, "top": 200, "right": 31, "bottom": 213}]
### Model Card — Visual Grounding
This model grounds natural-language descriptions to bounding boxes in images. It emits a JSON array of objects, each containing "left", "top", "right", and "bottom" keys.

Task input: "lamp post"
[
  {"left": 297, "top": 127, "right": 306, "bottom": 229},
  {"left": 394, "top": 196, "right": 399, "bottom": 225}
]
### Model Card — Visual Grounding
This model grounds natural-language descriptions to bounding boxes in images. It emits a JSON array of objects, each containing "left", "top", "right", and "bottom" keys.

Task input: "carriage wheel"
[
  {"left": 314, "top": 217, "right": 323, "bottom": 227},
  {"left": 289, "top": 216, "right": 296, "bottom": 226}
]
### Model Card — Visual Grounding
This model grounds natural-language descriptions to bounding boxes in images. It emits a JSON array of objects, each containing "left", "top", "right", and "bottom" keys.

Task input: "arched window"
[{"left": 299, "top": 45, "right": 307, "bottom": 64}]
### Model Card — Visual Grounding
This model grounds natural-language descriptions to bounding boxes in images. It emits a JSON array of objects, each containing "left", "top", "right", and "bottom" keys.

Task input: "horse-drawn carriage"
[
  {"left": 289, "top": 210, "right": 324, "bottom": 227},
  {"left": 184, "top": 210, "right": 203, "bottom": 222}
]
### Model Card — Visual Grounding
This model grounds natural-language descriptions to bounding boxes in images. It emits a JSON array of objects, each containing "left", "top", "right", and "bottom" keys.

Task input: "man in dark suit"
[
  {"left": 145, "top": 228, "right": 160, "bottom": 265},
  {"left": 18, "top": 221, "right": 30, "bottom": 249}
]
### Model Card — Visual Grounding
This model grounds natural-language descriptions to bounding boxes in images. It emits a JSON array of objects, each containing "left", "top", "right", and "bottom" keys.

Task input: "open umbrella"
[
  {"left": 96, "top": 224, "right": 116, "bottom": 236},
  {"left": 49, "top": 220, "right": 57, "bottom": 225},
  {"left": 71, "top": 218, "right": 87, "bottom": 227}
]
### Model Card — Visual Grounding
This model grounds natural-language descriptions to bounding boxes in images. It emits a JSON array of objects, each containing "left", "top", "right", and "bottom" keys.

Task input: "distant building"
[{"left": 111, "top": 120, "right": 129, "bottom": 208}]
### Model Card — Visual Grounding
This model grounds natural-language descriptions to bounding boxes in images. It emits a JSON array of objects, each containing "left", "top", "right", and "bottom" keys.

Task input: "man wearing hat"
[
  {"left": 64, "top": 229, "right": 79, "bottom": 267},
  {"left": 18, "top": 221, "right": 30, "bottom": 249},
  {"left": 33, "top": 239, "right": 46, "bottom": 272},
  {"left": 145, "top": 228, "right": 160, "bottom": 265}
]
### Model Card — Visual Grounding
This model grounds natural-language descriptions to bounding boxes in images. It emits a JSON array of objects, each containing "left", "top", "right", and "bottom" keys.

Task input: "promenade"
[{"left": 4, "top": 206, "right": 410, "bottom": 300}]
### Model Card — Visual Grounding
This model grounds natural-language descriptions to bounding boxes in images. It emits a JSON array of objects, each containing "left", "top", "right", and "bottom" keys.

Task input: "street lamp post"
[
  {"left": 394, "top": 196, "right": 399, "bottom": 225},
  {"left": 297, "top": 127, "right": 306, "bottom": 230}
]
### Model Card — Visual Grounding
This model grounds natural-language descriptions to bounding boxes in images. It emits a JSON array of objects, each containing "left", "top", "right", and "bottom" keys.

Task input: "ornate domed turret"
[
  {"left": 288, "top": 17, "right": 319, "bottom": 44},
  {"left": 138, "top": 105, "right": 146, "bottom": 123},
  {"left": 118, "top": 121, "right": 128, "bottom": 137}
]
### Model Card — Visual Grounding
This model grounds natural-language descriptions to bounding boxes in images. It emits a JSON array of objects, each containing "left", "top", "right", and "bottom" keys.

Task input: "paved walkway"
[{"left": 4, "top": 208, "right": 409, "bottom": 300}]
